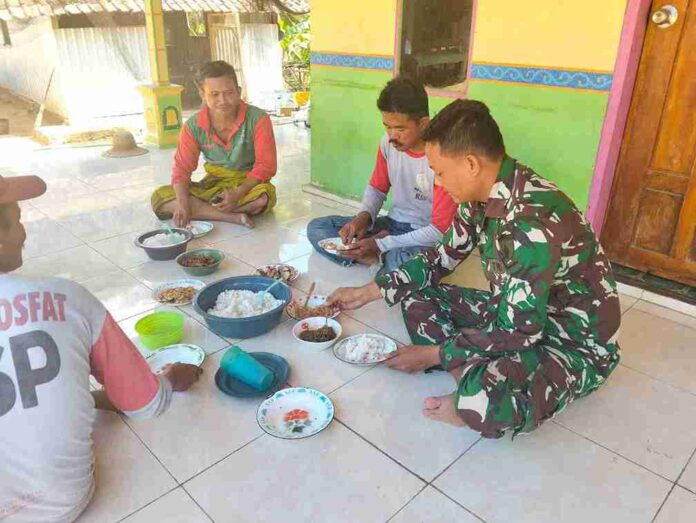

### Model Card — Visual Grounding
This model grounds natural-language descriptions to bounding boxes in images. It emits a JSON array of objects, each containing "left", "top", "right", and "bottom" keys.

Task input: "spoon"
[
  {"left": 304, "top": 281, "right": 317, "bottom": 308},
  {"left": 160, "top": 221, "right": 178, "bottom": 245},
  {"left": 256, "top": 279, "right": 283, "bottom": 308}
]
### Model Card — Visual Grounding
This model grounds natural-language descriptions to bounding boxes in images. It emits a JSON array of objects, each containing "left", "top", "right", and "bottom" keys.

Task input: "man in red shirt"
[{"left": 151, "top": 61, "right": 277, "bottom": 229}]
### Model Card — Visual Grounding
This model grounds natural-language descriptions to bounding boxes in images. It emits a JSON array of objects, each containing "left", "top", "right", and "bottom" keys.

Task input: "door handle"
[{"left": 652, "top": 5, "right": 679, "bottom": 28}]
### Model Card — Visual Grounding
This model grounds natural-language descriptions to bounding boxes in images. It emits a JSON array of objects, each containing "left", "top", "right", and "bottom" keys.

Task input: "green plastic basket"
[{"left": 135, "top": 311, "right": 185, "bottom": 350}]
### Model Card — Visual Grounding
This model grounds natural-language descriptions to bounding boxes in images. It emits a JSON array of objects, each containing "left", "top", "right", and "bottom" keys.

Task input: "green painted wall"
[
  {"left": 310, "top": 67, "right": 392, "bottom": 200},
  {"left": 465, "top": 82, "right": 609, "bottom": 210},
  {"left": 311, "top": 69, "right": 609, "bottom": 211}
]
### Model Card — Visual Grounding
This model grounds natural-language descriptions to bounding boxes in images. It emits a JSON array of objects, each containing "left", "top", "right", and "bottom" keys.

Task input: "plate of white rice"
[
  {"left": 332, "top": 334, "right": 397, "bottom": 365},
  {"left": 207, "top": 289, "right": 284, "bottom": 318}
]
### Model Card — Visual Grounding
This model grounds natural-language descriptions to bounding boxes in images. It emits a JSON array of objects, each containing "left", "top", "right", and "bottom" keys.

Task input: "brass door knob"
[{"left": 652, "top": 5, "right": 679, "bottom": 28}]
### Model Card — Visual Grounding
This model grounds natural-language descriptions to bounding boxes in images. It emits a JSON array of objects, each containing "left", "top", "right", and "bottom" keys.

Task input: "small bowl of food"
[
  {"left": 135, "top": 229, "right": 193, "bottom": 261},
  {"left": 152, "top": 279, "right": 206, "bottom": 305},
  {"left": 253, "top": 264, "right": 299, "bottom": 283},
  {"left": 292, "top": 317, "right": 342, "bottom": 351},
  {"left": 176, "top": 248, "right": 225, "bottom": 277},
  {"left": 286, "top": 295, "right": 340, "bottom": 320}
]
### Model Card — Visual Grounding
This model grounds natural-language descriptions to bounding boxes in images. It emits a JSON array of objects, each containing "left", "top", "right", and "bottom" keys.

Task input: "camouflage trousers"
[{"left": 402, "top": 285, "right": 620, "bottom": 439}]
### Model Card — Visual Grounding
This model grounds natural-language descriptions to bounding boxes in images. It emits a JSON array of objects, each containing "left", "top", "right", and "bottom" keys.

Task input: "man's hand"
[
  {"left": 339, "top": 237, "right": 381, "bottom": 261},
  {"left": 172, "top": 201, "right": 191, "bottom": 227},
  {"left": 212, "top": 187, "right": 245, "bottom": 213},
  {"left": 161, "top": 363, "right": 203, "bottom": 391},
  {"left": 385, "top": 345, "right": 441, "bottom": 374},
  {"left": 339, "top": 212, "right": 372, "bottom": 244},
  {"left": 327, "top": 282, "right": 382, "bottom": 311}
]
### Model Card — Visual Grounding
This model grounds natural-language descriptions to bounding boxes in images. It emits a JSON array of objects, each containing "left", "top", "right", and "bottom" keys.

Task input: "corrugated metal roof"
[{"left": 0, "top": 0, "right": 309, "bottom": 20}]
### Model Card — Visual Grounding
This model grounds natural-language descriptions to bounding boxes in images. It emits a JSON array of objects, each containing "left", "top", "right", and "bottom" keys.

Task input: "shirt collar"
[
  {"left": 483, "top": 155, "right": 515, "bottom": 219},
  {"left": 197, "top": 101, "right": 248, "bottom": 141}
]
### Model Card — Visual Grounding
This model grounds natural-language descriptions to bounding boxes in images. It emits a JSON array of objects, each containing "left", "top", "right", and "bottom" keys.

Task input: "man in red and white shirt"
[
  {"left": 307, "top": 77, "right": 457, "bottom": 276},
  {"left": 0, "top": 175, "right": 201, "bottom": 522}
]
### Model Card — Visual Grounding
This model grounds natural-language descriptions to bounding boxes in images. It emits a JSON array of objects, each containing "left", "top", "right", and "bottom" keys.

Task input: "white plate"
[
  {"left": 318, "top": 237, "right": 356, "bottom": 253},
  {"left": 332, "top": 334, "right": 397, "bottom": 365},
  {"left": 286, "top": 295, "right": 340, "bottom": 320},
  {"left": 164, "top": 220, "right": 214, "bottom": 239},
  {"left": 253, "top": 264, "right": 299, "bottom": 283},
  {"left": 256, "top": 387, "right": 334, "bottom": 439},
  {"left": 152, "top": 279, "right": 206, "bottom": 305},
  {"left": 146, "top": 344, "right": 205, "bottom": 374}
]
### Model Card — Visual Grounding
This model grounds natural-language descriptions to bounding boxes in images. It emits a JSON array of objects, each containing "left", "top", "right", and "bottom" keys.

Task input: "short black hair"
[
  {"left": 377, "top": 76, "right": 429, "bottom": 120},
  {"left": 422, "top": 99, "right": 505, "bottom": 159},
  {"left": 195, "top": 61, "right": 239, "bottom": 89},
  {"left": 0, "top": 204, "right": 11, "bottom": 231}
]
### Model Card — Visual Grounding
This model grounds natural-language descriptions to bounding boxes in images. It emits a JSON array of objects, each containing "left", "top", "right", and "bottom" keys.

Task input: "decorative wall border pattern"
[
  {"left": 470, "top": 63, "right": 613, "bottom": 92},
  {"left": 311, "top": 52, "right": 395, "bottom": 71}
]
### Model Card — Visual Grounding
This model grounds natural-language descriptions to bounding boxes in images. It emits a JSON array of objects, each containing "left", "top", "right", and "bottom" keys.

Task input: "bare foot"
[
  {"left": 223, "top": 212, "right": 255, "bottom": 229},
  {"left": 422, "top": 394, "right": 466, "bottom": 427},
  {"left": 239, "top": 213, "right": 255, "bottom": 229}
]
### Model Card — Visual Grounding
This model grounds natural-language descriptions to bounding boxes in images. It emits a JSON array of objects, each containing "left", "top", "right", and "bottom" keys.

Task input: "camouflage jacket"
[{"left": 375, "top": 156, "right": 621, "bottom": 368}]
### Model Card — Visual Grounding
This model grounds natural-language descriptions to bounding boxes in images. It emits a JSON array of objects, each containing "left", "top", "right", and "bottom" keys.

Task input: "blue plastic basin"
[{"left": 194, "top": 276, "right": 291, "bottom": 339}]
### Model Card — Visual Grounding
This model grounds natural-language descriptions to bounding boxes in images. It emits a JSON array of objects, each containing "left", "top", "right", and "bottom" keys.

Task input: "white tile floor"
[{"left": 4, "top": 124, "right": 696, "bottom": 523}]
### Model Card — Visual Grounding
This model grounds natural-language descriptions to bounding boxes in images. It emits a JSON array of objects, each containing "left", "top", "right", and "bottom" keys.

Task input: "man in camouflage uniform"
[{"left": 328, "top": 100, "right": 621, "bottom": 439}]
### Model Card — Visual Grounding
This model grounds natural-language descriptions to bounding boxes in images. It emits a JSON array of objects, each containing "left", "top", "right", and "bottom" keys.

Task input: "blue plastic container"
[{"left": 194, "top": 276, "right": 291, "bottom": 339}]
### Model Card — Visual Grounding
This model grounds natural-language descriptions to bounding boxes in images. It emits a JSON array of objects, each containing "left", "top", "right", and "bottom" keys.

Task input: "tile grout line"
[
  {"left": 180, "top": 484, "right": 216, "bottom": 523},
  {"left": 550, "top": 420, "right": 678, "bottom": 485},
  {"left": 114, "top": 485, "right": 181, "bottom": 523},
  {"left": 626, "top": 301, "right": 696, "bottom": 332},
  {"left": 334, "top": 418, "right": 429, "bottom": 485},
  {"left": 673, "top": 446, "right": 696, "bottom": 493},
  {"left": 429, "top": 484, "right": 489, "bottom": 523},
  {"left": 429, "top": 437, "right": 483, "bottom": 486},
  {"left": 650, "top": 483, "right": 676, "bottom": 523},
  {"left": 119, "top": 415, "right": 181, "bottom": 485},
  {"left": 615, "top": 362, "right": 696, "bottom": 399},
  {"left": 180, "top": 432, "right": 267, "bottom": 487},
  {"left": 384, "top": 484, "right": 429, "bottom": 523}
]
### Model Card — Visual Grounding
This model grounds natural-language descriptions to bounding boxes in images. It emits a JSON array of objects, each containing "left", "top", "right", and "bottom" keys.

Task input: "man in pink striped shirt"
[
  {"left": 1, "top": 175, "right": 201, "bottom": 522},
  {"left": 151, "top": 61, "right": 277, "bottom": 229}
]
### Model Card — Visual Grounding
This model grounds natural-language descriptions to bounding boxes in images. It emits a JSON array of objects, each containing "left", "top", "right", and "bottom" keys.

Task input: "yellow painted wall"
[
  {"left": 312, "top": 0, "right": 397, "bottom": 56},
  {"left": 472, "top": 0, "right": 628, "bottom": 71}
]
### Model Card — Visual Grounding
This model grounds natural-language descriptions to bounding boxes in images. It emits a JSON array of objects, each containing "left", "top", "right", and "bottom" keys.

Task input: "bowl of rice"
[
  {"left": 135, "top": 228, "right": 193, "bottom": 261},
  {"left": 194, "top": 276, "right": 292, "bottom": 339}
]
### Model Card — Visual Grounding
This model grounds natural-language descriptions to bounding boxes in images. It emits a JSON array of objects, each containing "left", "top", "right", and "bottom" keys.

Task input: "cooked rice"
[
  {"left": 208, "top": 289, "right": 282, "bottom": 318},
  {"left": 343, "top": 335, "right": 394, "bottom": 363},
  {"left": 143, "top": 232, "right": 185, "bottom": 247}
]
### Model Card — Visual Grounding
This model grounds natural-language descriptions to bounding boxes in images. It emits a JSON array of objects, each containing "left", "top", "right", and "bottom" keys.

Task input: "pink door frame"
[{"left": 586, "top": 0, "right": 654, "bottom": 233}]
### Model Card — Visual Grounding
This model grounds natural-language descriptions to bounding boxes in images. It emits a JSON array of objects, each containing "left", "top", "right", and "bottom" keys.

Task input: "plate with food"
[
  {"left": 152, "top": 279, "right": 206, "bottom": 305},
  {"left": 256, "top": 387, "right": 334, "bottom": 440},
  {"left": 145, "top": 344, "right": 205, "bottom": 374},
  {"left": 332, "top": 334, "right": 397, "bottom": 365},
  {"left": 286, "top": 295, "right": 340, "bottom": 320},
  {"left": 318, "top": 237, "right": 357, "bottom": 253},
  {"left": 253, "top": 264, "right": 299, "bottom": 283}
]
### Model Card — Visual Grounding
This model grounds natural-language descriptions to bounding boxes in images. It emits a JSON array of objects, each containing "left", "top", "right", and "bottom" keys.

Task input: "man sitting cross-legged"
[
  {"left": 307, "top": 77, "right": 457, "bottom": 276},
  {"left": 152, "top": 60, "right": 277, "bottom": 228}
]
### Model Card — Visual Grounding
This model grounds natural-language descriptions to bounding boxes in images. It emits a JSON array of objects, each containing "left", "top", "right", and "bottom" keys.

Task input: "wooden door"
[{"left": 603, "top": 0, "right": 696, "bottom": 286}]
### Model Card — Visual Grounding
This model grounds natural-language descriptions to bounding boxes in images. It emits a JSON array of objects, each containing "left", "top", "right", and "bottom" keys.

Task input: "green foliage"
[
  {"left": 278, "top": 13, "right": 310, "bottom": 91},
  {"left": 278, "top": 14, "right": 310, "bottom": 64}
]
